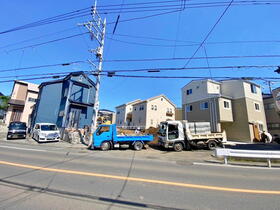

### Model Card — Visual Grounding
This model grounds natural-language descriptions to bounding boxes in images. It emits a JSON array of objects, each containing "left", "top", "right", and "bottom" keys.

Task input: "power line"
[
  {"left": 0, "top": 55, "right": 279, "bottom": 73},
  {"left": 0, "top": 61, "right": 84, "bottom": 73},
  {"left": 0, "top": 27, "right": 78, "bottom": 50},
  {"left": 100, "top": 65, "right": 278, "bottom": 73},
  {"left": 183, "top": 0, "right": 234, "bottom": 67},
  {"left": 97, "top": 73, "right": 280, "bottom": 81},
  {"left": 1, "top": 72, "right": 280, "bottom": 84},
  {"left": 0, "top": 8, "right": 91, "bottom": 35},
  {"left": 102, "top": 54, "right": 280, "bottom": 62},
  {"left": 107, "top": 9, "right": 183, "bottom": 25},
  {"left": 6, "top": 32, "right": 89, "bottom": 52}
]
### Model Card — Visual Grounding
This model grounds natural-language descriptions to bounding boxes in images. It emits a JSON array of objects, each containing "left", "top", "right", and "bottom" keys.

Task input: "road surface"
[{"left": 0, "top": 140, "right": 279, "bottom": 210}]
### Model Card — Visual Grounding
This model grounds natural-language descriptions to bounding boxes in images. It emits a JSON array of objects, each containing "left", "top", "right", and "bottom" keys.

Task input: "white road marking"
[
  {"left": 193, "top": 161, "right": 280, "bottom": 170},
  {"left": 0, "top": 145, "right": 47, "bottom": 152}
]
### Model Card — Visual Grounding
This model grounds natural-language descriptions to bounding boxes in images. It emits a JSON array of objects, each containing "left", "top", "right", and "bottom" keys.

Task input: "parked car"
[
  {"left": 7, "top": 122, "right": 27, "bottom": 140},
  {"left": 32, "top": 123, "right": 60, "bottom": 143}
]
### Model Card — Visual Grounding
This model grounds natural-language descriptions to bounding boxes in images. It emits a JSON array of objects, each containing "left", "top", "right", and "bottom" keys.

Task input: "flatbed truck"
[{"left": 91, "top": 124, "right": 153, "bottom": 151}]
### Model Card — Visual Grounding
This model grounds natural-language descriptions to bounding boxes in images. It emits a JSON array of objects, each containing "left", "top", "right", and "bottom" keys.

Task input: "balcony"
[
  {"left": 166, "top": 112, "right": 174, "bottom": 117},
  {"left": 8, "top": 99, "right": 25, "bottom": 106}
]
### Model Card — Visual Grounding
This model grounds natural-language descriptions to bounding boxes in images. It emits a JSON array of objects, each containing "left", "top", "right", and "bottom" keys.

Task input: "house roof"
[
  {"left": 39, "top": 71, "right": 96, "bottom": 88},
  {"left": 115, "top": 99, "right": 142, "bottom": 108},
  {"left": 133, "top": 94, "right": 176, "bottom": 108}
]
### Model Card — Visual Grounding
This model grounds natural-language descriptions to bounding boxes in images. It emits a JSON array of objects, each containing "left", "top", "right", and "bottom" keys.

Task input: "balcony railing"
[{"left": 166, "top": 112, "right": 173, "bottom": 117}]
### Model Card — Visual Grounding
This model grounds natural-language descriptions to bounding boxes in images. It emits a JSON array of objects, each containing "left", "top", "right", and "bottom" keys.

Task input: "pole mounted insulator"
[{"left": 274, "top": 66, "right": 280, "bottom": 74}]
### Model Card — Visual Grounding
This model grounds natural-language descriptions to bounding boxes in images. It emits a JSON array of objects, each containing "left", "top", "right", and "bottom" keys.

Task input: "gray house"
[{"left": 31, "top": 72, "right": 96, "bottom": 130}]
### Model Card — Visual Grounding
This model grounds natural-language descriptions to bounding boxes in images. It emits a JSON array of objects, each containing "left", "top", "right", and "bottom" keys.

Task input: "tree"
[{"left": 0, "top": 95, "right": 10, "bottom": 111}]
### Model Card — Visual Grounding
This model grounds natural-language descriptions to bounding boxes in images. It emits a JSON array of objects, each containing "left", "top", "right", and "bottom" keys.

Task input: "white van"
[{"left": 32, "top": 123, "right": 60, "bottom": 142}]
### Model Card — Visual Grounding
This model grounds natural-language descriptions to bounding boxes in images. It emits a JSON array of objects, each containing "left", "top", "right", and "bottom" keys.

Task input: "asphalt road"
[{"left": 0, "top": 140, "right": 280, "bottom": 210}]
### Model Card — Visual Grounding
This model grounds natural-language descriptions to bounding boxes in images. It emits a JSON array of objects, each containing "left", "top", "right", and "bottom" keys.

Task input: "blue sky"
[{"left": 0, "top": 0, "right": 280, "bottom": 110}]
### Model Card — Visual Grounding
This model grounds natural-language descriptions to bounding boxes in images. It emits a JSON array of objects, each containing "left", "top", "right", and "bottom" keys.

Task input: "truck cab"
[{"left": 158, "top": 121, "right": 188, "bottom": 151}]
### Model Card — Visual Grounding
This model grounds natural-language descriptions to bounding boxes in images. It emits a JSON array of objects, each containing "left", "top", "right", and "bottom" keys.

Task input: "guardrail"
[{"left": 215, "top": 148, "right": 280, "bottom": 168}]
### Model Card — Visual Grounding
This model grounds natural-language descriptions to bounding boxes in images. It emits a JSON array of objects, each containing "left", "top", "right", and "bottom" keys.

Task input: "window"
[
  {"left": 117, "top": 111, "right": 120, "bottom": 114},
  {"left": 250, "top": 84, "right": 257, "bottom": 94},
  {"left": 224, "top": 101, "right": 230, "bottom": 109},
  {"left": 186, "top": 105, "right": 192, "bottom": 112},
  {"left": 151, "top": 105, "right": 154, "bottom": 110},
  {"left": 264, "top": 103, "right": 275, "bottom": 110},
  {"left": 186, "top": 89, "right": 193, "bottom": 95},
  {"left": 96, "top": 126, "right": 110, "bottom": 136},
  {"left": 268, "top": 123, "right": 280, "bottom": 129},
  {"left": 154, "top": 105, "right": 157, "bottom": 111},
  {"left": 200, "top": 102, "right": 209, "bottom": 110},
  {"left": 254, "top": 102, "right": 260, "bottom": 111},
  {"left": 161, "top": 98, "right": 164, "bottom": 101},
  {"left": 139, "top": 105, "right": 144, "bottom": 111},
  {"left": 28, "top": 97, "right": 37, "bottom": 102},
  {"left": 168, "top": 124, "right": 179, "bottom": 140},
  {"left": 258, "top": 124, "right": 264, "bottom": 131}
]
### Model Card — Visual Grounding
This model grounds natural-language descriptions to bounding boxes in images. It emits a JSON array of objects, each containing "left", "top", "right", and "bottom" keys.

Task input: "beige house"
[
  {"left": 116, "top": 95, "right": 176, "bottom": 129},
  {"left": 182, "top": 79, "right": 267, "bottom": 142},
  {"left": 263, "top": 92, "right": 280, "bottom": 139},
  {"left": 116, "top": 99, "right": 141, "bottom": 127},
  {"left": 5, "top": 80, "right": 39, "bottom": 127}
]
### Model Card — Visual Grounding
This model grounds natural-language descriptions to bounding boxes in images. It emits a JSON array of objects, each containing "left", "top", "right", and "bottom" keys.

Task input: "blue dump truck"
[{"left": 91, "top": 124, "right": 153, "bottom": 151}]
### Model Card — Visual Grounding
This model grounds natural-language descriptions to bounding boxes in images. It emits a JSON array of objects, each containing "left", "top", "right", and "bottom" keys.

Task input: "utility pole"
[{"left": 79, "top": 0, "right": 106, "bottom": 135}]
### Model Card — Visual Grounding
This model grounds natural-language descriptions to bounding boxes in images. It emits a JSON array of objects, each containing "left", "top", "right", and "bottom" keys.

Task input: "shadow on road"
[{"left": 0, "top": 178, "right": 185, "bottom": 210}]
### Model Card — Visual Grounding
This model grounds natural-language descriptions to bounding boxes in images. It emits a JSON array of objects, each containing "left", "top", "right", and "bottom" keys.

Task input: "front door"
[{"left": 253, "top": 124, "right": 260, "bottom": 141}]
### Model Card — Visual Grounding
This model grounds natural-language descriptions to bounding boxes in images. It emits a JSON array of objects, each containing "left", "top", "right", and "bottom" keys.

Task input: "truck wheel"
[
  {"left": 101, "top": 141, "right": 111, "bottom": 151},
  {"left": 134, "top": 141, "right": 143, "bottom": 151},
  {"left": 207, "top": 140, "right": 217, "bottom": 150},
  {"left": 174, "top": 142, "right": 183, "bottom": 152}
]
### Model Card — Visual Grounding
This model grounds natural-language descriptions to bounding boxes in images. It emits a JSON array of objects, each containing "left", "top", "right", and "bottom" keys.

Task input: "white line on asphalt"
[
  {"left": 0, "top": 145, "right": 47, "bottom": 152},
  {"left": 193, "top": 162, "right": 280, "bottom": 170}
]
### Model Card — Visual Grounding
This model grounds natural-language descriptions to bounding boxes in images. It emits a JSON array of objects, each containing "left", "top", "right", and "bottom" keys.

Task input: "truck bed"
[
  {"left": 190, "top": 132, "right": 226, "bottom": 141},
  {"left": 116, "top": 135, "right": 153, "bottom": 142}
]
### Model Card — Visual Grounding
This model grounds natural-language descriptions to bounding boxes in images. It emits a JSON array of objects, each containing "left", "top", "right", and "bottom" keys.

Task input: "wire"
[
  {"left": 0, "top": 55, "right": 279, "bottom": 73},
  {"left": 6, "top": 32, "right": 89, "bottom": 52},
  {"left": 0, "top": 27, "right": 78, "bottom": 50},
  {"left": 107, "top": 9, "right": 183, "bottom": 25},
  {"left": 100, "top": 65, "right": 278, "bottom": 73},
  {"left": 97, "top": 73, "right": 280, "bottom": 80},
  {"left": 183, "top": 0, "right": 234, "bottom": 67},
  {"left": 102, "top": 54, "right": 280, "bottom": 62},
  {"left": 0, "top": 61, "right": 85, "bottom": 73},
  {"left": 1, "top": 72, "right": 280, "bottom": 84},
  {"left": 0, "top": 8, "right": 91, "bottom": 35}
]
